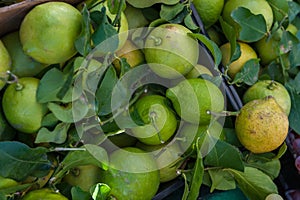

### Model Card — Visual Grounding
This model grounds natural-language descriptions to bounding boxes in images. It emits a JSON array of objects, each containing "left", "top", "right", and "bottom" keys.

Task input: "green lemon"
[
  {"left": 130, "top": 95, "right": 178, "bottom": 145},
  {"left": 193, "top": 0, "right": 224, "bottom": 28},
  {"left": 124, "top": 4, "right": 149, "bottom": 29},
  {"left": 166, "top": 78, "right": 225, "bottom": 125},
  {"left": 178, "top": 120, "right": 225, "bottom": 155},
  {"left": 63, "top": 164, "right": 102, "bottom": 192},
  {"left": 0, "top": 176, "right": 18, "bottom": 189},
  {"left": 136, "top": 140, "right": 184, "bottom": 182},
  {"left": 222, "top": 0, "right": 274, "bottom": 38},
  {"left": 20, "top": 2, "right": 82, "bottom": 64},
  {"left": 243, "top": 80, "right": 291, "bottom": 115},
  {"left": 265, "top": 193, "right": 284, "bottom": 200},
  {"left": 0, "top": 40, "right": 11, "bottom": 91},
  {"left": 99, "top": 147, "right": 160, "bottom": 200},
  {"left": 185, "top": 64, "right": 213, "bottom": 79},
  {"left": 2, "top": 77, "right": 48, "bottom": 134},
  {"left": 144, "top": 23, "right": 199, "bottom": 79},
  {"left": 22, "top": 188, "right": 68, "bottom": 200},
  {"left": 267, "top": 0, "right": 289, "bottom": 23},
  {"left": 2, "top": 31, "right": 47, "bottom": 77}
]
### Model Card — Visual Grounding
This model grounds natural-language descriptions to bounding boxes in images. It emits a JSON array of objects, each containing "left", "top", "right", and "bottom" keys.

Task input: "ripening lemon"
[
  {"left": 0, "top": 40, "right": 11, "bottom": 91},
  {"left": 20, "top": 2, "right": 82, "bottom": 64},
  {"left": 220, "top": 42, "right": 258, "bottom": 78},
  {"left": 144, "top": 23, "right": 199, "bottom": 79},
  {"left": 2, "top": 77, "right": 48, "bottom": 134},
  {"left": 222, "top": 0, "right": 274, "bottom": 39}
]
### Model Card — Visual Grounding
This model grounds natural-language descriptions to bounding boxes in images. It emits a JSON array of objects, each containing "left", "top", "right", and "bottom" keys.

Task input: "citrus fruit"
[
  {"left": 99, "top": 147, "right": 160, "bottom": 200},
  {"left": 265, "top": 193, "right": 284, "bottom": 200},
  {"left": 235, "top": 96, "right": 289, "bottom": 153},
  {"left": 0, "top": 176, "right": 18, "bottom": 189},
  {"left": 206, "top": 26, "right": 225, "bottom": 46},
  {"left": 166, "top": 78, "right": 225, "bottom": 125},
  {"left": 0, "top": 107, "right": 16, "bottom": 141},
  {"left": 124, "top": 4, "right": 149, "bottom": 29},
  {"left": 2, "top": 77, "right": 48, "bottom": 134},
  {"left": 222, "top": 0, "right": 274, "bottom": 38},
  {"left": 113, "top": 39, "right": 145, "bottom": 73},
  {"left": 136, "top": 140, "right": 184, "bottom": 182},
  {"left": 178, "top": 120, "right": 225, "bottom": 155},
  {"left": 2, "top": 31, "right": 47, "bottom": 77},
  {"left": 19, "top": 2, "right": 82, "bottom": 64},
  {"left": 22, "top": 188, "right": 68, "bottom": 200},
  {"left": 0, "top": 40, "right": 11, "bottom": 91},
  {"left": 144, "top": 23, "right": 199, "bottom": 79},
  {"left": 254, "top": 29, "right": 282, "bottom": 65},
  {"left": 63, "top": 164, "right": 102, "bottom": 191},
  {"left": 193, "top": 0, "right": 224, "bottom": 28},
  {"left": 185, "top": 64, "right": 213, "bottom": 79},
  {"left": 220, "top": 42, "right": 258, "bottom": 78},
  {"left": 286, "top": 24, "right": 298, "bottom": 35},
  {"left": 130, "top": 95, "right": 177, "bottom": 145},
  {"left": 243, "top": 80, "right": 291, "bottom": 115}
]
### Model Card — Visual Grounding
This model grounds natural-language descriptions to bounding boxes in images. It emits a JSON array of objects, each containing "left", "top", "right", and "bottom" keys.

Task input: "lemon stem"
[
  {"left": 207, "top": 110, "right": 240, "bottom": 117},
  {"left": 149, "top": 111, "right": 165, "bottom": 144},
  {"left": 267, "top": 80, "right": 276, "bottom": 90}
]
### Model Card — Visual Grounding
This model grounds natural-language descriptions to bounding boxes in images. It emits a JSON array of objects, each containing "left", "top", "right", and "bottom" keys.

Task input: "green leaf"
[
  {"left": 35, "top": 123, "right": 70, "bottom": 144},
  {"left": 230, "top": 42, "right": 241, "bottom": 63},
  {"left": 227, "top": 167, "right": 278, "bottom": 200},
  {"left": 184, "top": 14, "right": 199, "bottom": 31},
  {"left": 232, "top": 59, "right": 260, "bottom": 86},
  {"left": 231, "top": 7, "right": 267, "bottom": 42},
  {"left": 188, "top": 33, "right": 222, "bottom": 69},
  {"left": 119, "top": 57, "right": 131, "bottom": 77},
  {"left": 244, "top": 153, "right": 281, "bottom": 180},
  {"left": 75, "top": 4, "right": 92, "bottom": 57},
  {"left": 90, "top": 183, "right": 111, "bottom": 200},
  {"left": 208, "top": 169, "right": 236, "bottom": 192},
  {"left": 96, "top": 66, "right": 119, "bottom": 116},
  {"left": 288, "top": 1, "right": 300, "bottom": 23},
  {"left": 0, "top": 193, "right": 5, "bottom": 200},
  {"left": 219, "top": 16, "right": 237, "bottom": 60},
  {"left": 47, "top": 98, "right": 89, "bottom": 123},
  {"left": 37, "top": 68, "right": 73, "bottom": 103},
  {"left": 187, "top": 141, "right": 204, "bottom": 200},
  {"left": 71, "top": 186, "right": 91, "bottom": 200},
  {"left": 273, "top": 143, "right": 287, "bottom": 160},
  {"left": 91, "top": 8, "right": 118, "bottom": 52},
  {"left": 286, "top": 84, "right": 300, "bottom": 134},
  {"left": 289, "top": 43, "right": 300, "bottom": 68},
  {"left": 41, "top": 113, "right": 59, "bottom": 128},
  {"left": 126, "top": 0, "right": 179, "bottom": 8},
  {"left": 107, "top": 0, "right": 126, "bottom": 14},
  {"left": 204, "top": 140, "right": 244, "bottom": 171},
  {"left": 0, "top": 142, "right": 51, "bottom": 181},
  {"left": 160, "top": 3, "right": 185, "bottom": 21},
  {"left": 223, "top": 128, "right": 243, "bottom": 147}
]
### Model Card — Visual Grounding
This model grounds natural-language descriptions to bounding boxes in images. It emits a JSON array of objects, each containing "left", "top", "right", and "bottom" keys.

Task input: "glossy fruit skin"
[
  {"left": 265, "top": 193, "right": 284, "bottom": 200},
  {"left": 222, "top": 0, "right": 274, "bottom": 39},
  {"left": 193, "top": 0, "right": 224, "bottom": 28},
  {"left": 63, "top": 164, "right": 102, "bottom": 191},
  {"left": 130, "top": 95, "right": 177, "bottom": 145},
  {"left": 220, "top": 42, "right": 257, "bottom": 78},
  {"left": 2, "top": 77, "right": 48, "bottom": 134},
  {"left": 235, "top": 96, "right": 289, "bottom": 153},
  {"left": 243, "top": 80, "right": 291, "bottom": 115},
  {"left": 2, "top": 31, "right": 47, "bottom": 77},
  {"left": 144, "top": 23, "right": 199, "bottom": 79},
  {"left": 185, "top": 64, "right": 213, "bottom": 79},
  {"left": 0, "top": 40, "right": 11, "bottom": 91},
  {"left": 166, "top": 78, "right": 225, "bottom": 125},
  {"left": 21, "top": 188, "right": 68, "bottom": 200},
  {"left": 0, "top": 176, "right": 18, "bottom": 189},
  {"left": 99, "top": 147, "right": 160, "bottom": 200},
  {"left": 20, "top": 2, "right": 82, "bottom": 64}
]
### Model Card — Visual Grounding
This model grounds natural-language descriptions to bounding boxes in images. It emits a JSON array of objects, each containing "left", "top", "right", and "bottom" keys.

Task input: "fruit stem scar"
[
  {"left": 149, "top": 36, "right": 162, "bottom": 46},
  {"left": 149, "top": 111, "right": 165, "bottom": 144},
  {"left": 267, "top": 80, "right": 276, "bottom": 90}
]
